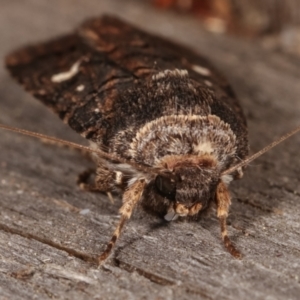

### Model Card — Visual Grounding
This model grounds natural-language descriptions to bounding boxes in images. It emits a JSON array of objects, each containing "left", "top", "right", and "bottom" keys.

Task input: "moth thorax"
[{"left": 128, "top": 115, "right": 237, "bottom": 167}]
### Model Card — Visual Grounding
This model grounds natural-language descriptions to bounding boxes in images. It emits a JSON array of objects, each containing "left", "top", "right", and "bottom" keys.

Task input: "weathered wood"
[{"left": 0, "top": 0, "right": 300, "bottom": 299}]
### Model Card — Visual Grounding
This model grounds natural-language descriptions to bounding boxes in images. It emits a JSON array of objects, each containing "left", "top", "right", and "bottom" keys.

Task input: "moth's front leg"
[
  {"left": 98, "top": 179, "right": 146, "bottom": 263},
  {"left": 77, "top": 168, "right": 99, "bottom": 192},
  {"left": 77, "top": 165, "right": 124, "bottom": 193},
  {"left": 216, "top": 181, "right": 242, "bottom": 258}
]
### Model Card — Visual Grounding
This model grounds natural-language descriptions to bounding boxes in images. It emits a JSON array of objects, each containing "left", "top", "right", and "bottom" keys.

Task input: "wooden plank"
[
  {"left": 0, "top": 0, "right": 300, "bottom": 299},
  {"left": 0, "top": 231, "right": 179, "bottom": 300}
]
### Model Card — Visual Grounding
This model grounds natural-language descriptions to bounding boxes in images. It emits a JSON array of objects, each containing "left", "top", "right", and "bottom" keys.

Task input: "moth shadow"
[{"left": 113, "top": 217, "right": 170, "bottom": 260}]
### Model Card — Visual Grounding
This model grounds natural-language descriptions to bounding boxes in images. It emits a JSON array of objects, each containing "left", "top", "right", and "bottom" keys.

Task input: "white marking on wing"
[
  {"left": 192, "top": 64, "right": 211, "bottom": 76},
  {"left": 51, "top": 60, "right": 81, "bottom": 83},
  {"left": 76, "top": 84, "right": 85, "bottom": 91},
  {"left": 204, "top": 80, "right": 213, "bottom": 87}
]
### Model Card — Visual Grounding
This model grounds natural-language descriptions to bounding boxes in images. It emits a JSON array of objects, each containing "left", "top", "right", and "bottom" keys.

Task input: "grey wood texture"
[{"left": 0, "top": 1, "right": 300, "bottom": 299}]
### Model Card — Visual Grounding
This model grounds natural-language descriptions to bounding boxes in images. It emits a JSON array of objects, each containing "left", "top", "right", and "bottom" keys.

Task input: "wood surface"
[{"left": 0, "top": 0, "right": 300, "bottom": 299}]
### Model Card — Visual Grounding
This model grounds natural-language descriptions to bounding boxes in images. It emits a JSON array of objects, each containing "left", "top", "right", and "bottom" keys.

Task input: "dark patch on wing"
[{"left": 6, "top": 32, "right": 135, "bottom": 143}]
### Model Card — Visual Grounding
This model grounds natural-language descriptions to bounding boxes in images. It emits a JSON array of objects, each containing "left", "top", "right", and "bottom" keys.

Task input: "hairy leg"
[
  {"left": 98, "top": 179, "right": 146, "bottom": 263},
  {"left": 77, "top": 167, "right": 118, "bottom": 203},
  {"left": 216, "top": 181, "right": 241, "bottom": 258},
  {"left": 77, "top": 166, "right": 118, "bottom": 192},
  {"left": 77, "top": 168, "right": 99, "bottom": 191}
]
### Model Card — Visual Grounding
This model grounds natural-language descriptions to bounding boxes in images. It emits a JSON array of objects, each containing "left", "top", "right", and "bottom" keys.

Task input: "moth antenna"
[
  {"left": 0, "top": 123, "right": 155, "bottom": 175},
  {"left": 222, "top": 125, "right": 300, "bottom": 176}
]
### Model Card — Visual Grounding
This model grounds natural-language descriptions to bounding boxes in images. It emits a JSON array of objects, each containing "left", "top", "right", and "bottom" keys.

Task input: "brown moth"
[{"left": 2, "top": 15, "right": 300, "bottom": 263}]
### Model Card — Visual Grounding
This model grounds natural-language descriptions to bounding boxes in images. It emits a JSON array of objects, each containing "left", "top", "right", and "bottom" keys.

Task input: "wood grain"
[{"left": 0, "top": 0, "right": 300, "bottom": 299}]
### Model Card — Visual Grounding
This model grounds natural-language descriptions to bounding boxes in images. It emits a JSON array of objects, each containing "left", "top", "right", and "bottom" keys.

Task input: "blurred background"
[{"left": 152, "top": 0, "right": 300, "bottom": 56}]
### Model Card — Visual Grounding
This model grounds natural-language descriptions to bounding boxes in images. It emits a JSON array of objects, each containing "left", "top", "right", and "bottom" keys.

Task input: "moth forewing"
[{"left": 3, "top": 15, "right": 299, "bottom": 263}]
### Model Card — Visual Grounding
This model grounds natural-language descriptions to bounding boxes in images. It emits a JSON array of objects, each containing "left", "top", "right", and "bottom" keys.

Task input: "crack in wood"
[
  {"left": 236, "top": 197, "right": 274, "bottom": 213},
  {"left": 10, "top": 266, "right": 35, "bottom": 280},
  {"left": 269, "top": 183, "right": 300, "bottom": 197},
  {"left": 0, "top": 223, "right": 97, "bottom": 264},
  {"left": 115, "top": 259, "right": 175, "bottom": 286},
  {"left": 184, "top": 285, "right": 213, "bottom": 299},
  {"left": 110, "top": 259, "right": 213, "bottom": 298}
]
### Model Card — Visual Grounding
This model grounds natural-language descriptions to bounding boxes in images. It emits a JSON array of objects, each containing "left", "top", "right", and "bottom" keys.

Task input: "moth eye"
[{"left": 155, "top": 174, "right": 176, "bottom": 200}]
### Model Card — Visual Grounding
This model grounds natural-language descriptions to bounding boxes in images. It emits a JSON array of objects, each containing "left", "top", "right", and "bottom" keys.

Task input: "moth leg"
[
  {"left": 77, "top": 168, "right": 99, "bottom": 192},
  {"left": 216, "top": 181, "right": 241, "bottom": 258},
  {"left": 235, "top": 167, "right": 244, "bottom": 179},
  {"left": 77, "top": 167, "right": 116, "bottom": 191},
  {"left": 98, "top": 179, "right": 146, "bottom": 263},
  {"left": 77, "top": 168, "right": 116, "bottom": 203}
]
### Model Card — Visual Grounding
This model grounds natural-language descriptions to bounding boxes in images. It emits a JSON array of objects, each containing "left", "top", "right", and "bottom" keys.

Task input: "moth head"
[{"left": 154, "top": 155, "right": 220, "bottom": 219}]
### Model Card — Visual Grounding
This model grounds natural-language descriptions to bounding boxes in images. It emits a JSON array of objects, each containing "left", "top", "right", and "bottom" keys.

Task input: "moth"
[{"left": 2, "top": 15, "right": 299, "bottom": 264}]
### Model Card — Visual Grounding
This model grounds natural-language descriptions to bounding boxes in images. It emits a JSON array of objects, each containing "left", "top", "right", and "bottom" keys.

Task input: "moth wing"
[
  {"left": 79, "top": 16, "right": 247, "bottom": 127},
  {"left": 5, "top": 31, "right": 136, "bottom": 143},
  {"left": 80, "top": 15, "right": 248, "bottom": 156},
  {"left": 80, "top": 16, "right": 225, "bottom": 81},
  {"left": 6, "top": 15, "right": 246, "bottom": 149}
]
